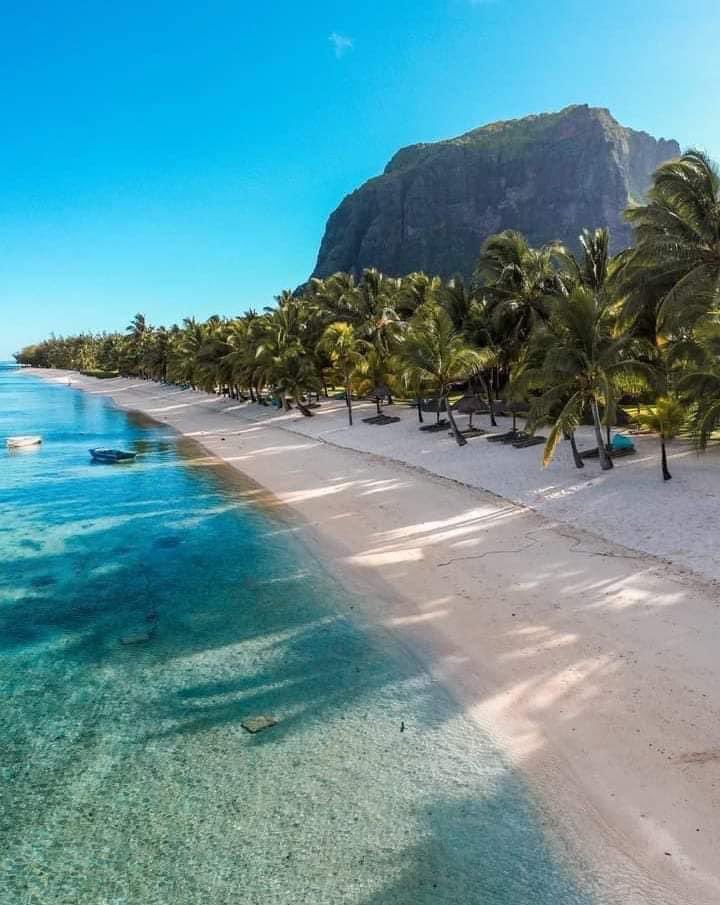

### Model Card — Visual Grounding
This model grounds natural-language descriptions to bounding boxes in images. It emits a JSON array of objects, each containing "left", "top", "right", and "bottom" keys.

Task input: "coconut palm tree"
[
  {"left": 619, "top": 150, "right": 720, "bottom": 335},
  {"left": 439, "top": 275, "right": 475, "bottom": 333},
  {"left": 559, "top": 227, "right": 612, "bottom": 292},
  {"left": 476, "top": 230, "right": 569, "bottom": 357},
  {"left": 677, "top": 324, "right": 720, "bottom": 450},
  {"left": 524, "top": 287, "right": 653, "bottom": 470},
  {"left": 318, "top": 322, "right": 366, "bottom": 425},
  {"left": 395, "top": 304, "right": 493, "bottom": 446},
  {"left": 126, "top": 313, "right": 152, "bottom": 376},
  {"left": 397, "top": 273, "right": 441, "bottom": 319},
  {"left": 352, "top": 346, "right": 396, "bottom": 411},
  {"left": 169, "top": 317, "right": 207, "bottom": 388},
  {"left": 255, "top": 302, "right": 320, "bottom": 414},
  {"left": 638, "top": 397, "right": 686, "bottom": 480}
]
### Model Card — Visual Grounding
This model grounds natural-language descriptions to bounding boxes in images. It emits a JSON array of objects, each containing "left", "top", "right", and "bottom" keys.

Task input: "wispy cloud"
[{"left": 329, "top": 32, "right": 353, "bottom": 59}]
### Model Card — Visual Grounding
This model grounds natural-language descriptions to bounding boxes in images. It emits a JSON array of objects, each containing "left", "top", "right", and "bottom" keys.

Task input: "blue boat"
[{"left": 89, "top": 448, "right": 136, "bottom": 463}]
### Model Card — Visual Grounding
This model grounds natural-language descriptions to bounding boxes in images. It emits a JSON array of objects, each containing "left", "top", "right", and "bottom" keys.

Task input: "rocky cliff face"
[{"left": 312, "top": 105, "right": 679, "bottom": 280}]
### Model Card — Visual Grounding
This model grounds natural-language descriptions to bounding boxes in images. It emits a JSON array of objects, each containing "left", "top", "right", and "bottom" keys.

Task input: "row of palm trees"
[{"left": 17, "top": 150, "right": 720, "bottom": 478}]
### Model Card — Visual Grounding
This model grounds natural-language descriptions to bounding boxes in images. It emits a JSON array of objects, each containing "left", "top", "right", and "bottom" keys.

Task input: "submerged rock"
[
  {"left": 120, "top": 632, "right": 152, "bottom": 645},
  {"left": 241, "top": 716, "right": 278, "bottom": 734},
  {"left": 154, "top": 535, "right": 182, "bottom": 549}
]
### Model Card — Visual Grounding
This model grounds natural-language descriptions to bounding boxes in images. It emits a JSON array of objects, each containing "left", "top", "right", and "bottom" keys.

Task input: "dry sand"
[{"left": 28, "top": 372, "right": 720, "bottom": 904}]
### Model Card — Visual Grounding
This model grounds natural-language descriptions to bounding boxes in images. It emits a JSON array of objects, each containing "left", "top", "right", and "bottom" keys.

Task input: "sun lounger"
[
  {"left": 451, "top": 428, "right": 486, "bottom": 438},
  {"left": 512, "top": 435, "right": 546, "bottom": 449},
  {"left": 420, "top": 420, "right": 450, "bottom": 432},
  {"left": 580, "top": 446, "right": 636, "bottom": 460},
  {"left": 363, "top": 414, "right": 401, "bottom": 426},
  {"left": 486, "top": 430, "right": 518, "bottom": 443}
]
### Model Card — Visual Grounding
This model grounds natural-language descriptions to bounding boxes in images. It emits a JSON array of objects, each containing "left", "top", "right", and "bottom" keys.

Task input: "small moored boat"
[
  {"left": 6, "top": 436, "right": 43, "bottom": 449},
  {"left": 89, "top": 448, "right": 136, "bottom": 463}
]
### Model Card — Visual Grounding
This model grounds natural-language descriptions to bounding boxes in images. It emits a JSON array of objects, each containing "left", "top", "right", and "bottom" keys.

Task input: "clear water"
[{"left": 1, "top": 367, "right": 598, "bottom": 904}]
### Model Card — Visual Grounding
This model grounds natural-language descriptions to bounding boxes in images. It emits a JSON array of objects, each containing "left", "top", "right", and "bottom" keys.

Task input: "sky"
[{"left": 2, "top": 0, "right": 719, "bottom": 358}]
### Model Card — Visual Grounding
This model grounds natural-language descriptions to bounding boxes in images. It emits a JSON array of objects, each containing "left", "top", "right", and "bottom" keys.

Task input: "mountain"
[{"left": 311, "top": 105, "right": 680, "bottom": 281}]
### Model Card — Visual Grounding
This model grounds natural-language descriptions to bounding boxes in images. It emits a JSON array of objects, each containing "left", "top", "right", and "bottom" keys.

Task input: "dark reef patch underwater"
[{"left": 0, "top": 368, "right": 598, "bottom": 904}]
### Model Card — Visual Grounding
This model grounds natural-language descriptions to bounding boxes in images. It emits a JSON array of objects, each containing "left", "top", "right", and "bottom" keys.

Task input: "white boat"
[{"left": 6, "top": 435, "right": 43, "bottom": 449}]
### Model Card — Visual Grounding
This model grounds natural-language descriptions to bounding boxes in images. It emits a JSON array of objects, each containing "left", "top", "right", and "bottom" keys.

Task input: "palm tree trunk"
[
  {"left": 487, "top": 382, "right": 498, "bottom": 427},
  {"left": 569, "top": 431, "right": 584, "bottom": 469},
  {"left": 477, "top": 373, "right": 497, "bottom": 426},
  {"left": 346, "top": 380, "right": 353, "bottom": 426},
  {"left": 416, "top": 398, "right": 424, "bottom": 423},
  {"left": 445, "top": 394, "right": 467, "bottom": 447},
  {"left": 294, "top": 394, "right": 314, "bottom": 417},
  {"left": 591, "top": 399, "right": 613, "bottom": 470},
  {"left": 661, "top": 436, "right": 672, "bottom": 480}
]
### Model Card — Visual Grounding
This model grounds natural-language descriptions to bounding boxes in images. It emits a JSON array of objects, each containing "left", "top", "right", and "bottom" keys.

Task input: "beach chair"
[
  {"left": 486, "top": 430, "right": 518, "bottom": 443},
  {"left": 363, "top": 414, "right": 400, "bottom": 426},
  {"left": 512, "top": 435, "right": 546, "bottom": 449},
  {"left": 420, "top": 420, "right": 450, "bottom": 432},
  {"left": 450, "top": 427, "right": 486, "bottom": 439}
]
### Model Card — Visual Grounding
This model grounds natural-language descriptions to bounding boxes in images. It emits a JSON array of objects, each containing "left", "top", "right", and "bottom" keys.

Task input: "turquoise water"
[{"left": 1, "top": 367, "right": 598, "bottom": 904}]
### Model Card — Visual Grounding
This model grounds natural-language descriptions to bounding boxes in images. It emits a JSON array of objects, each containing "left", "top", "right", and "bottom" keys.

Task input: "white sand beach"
[{"left": 29, "top": 371, "right": 720, "bottom": 904}]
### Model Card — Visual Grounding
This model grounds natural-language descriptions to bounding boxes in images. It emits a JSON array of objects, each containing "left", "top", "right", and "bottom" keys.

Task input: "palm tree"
[
  {"left": 397, "top": 273, "right": 441, "bottom": 319},
  {"left": 395, "top": 304, "right": 492, "bottom": 446},
  {"left": 619, "top": 150, "right": 720, "bottom": 335},
  {"left": 525, "top": 287, "right": 652, "bottom": 470},
  {"left": 255, "top": 301, "right": 320, "bottom": 414},
  {"left": 171, "top": 317, "right": 207, "bottom": 389},
  {"left": 127, "top": 313, "right": 149, "bottom": 341},
  {"left": 560, "top": 227, "right": 611, "bottom": 292},
  {"left": 318, "top": 322, "right": 365, "bottom": 425},
  {"left": 271, "top": 349, "right": 320, "bottom": 415},
  {"left": 144, "top": 326, "right": 170, "bottom": 381},
  {"left": 638, "top": 397, "right": 686, "bottom": 480},
  {"left": 439, "top": 275, "right": 475, "bottom": 333},
  {"left": 126, "top": 313, "right": 152, "bottom": 376},
  {"left": 352, "top": 346, "right": 396, "bottom": 413},
  {"left": 476, "top": 230, "right": 569, "bottom": 359},
  {"left": 677, "top": 324, "right": 720, "bottom": 449}
]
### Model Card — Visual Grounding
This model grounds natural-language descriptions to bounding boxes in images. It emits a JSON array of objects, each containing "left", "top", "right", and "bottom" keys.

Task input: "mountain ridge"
[{"left": 311, "top": 105, "right": 680, "bottom": 281}]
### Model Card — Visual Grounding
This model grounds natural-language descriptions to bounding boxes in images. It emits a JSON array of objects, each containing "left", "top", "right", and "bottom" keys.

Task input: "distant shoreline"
[{"left": 24, "top": 368, "right": 720, "bottom": 905}]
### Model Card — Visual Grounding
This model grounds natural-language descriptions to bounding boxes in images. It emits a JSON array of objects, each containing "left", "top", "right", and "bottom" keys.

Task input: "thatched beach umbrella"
[
  {"left": 452, "top": 394, "right": 488, "bottom": 430},
  {"left": 500, "top": 400, "right": 530, "bottom": 432},
  {"left": 421, "top": 397, "right": 449, "bottom": 424},
  {"left": 369, "top": 384, "right": 391, "bottom": 416}
]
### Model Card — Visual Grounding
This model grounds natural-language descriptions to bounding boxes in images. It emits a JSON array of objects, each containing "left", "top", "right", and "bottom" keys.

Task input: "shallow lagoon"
[{"left": 0, "top": 369, "right": 598, "bottom": 904}]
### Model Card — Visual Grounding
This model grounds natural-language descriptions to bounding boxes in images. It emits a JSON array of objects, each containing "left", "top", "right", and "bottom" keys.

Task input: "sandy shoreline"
[{"left": 26, "top": 370, "right": 720, "bottom": 904}]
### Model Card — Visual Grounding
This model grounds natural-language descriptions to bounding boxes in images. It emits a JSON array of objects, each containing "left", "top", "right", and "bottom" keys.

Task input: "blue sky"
[{"left": 2, "top": 0, "right": 719, "bottom": 357}]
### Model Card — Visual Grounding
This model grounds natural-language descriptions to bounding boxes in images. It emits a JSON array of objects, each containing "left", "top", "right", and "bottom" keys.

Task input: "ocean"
[{"left": 0, "top": 366, "right": 597, "bottom": 904}]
